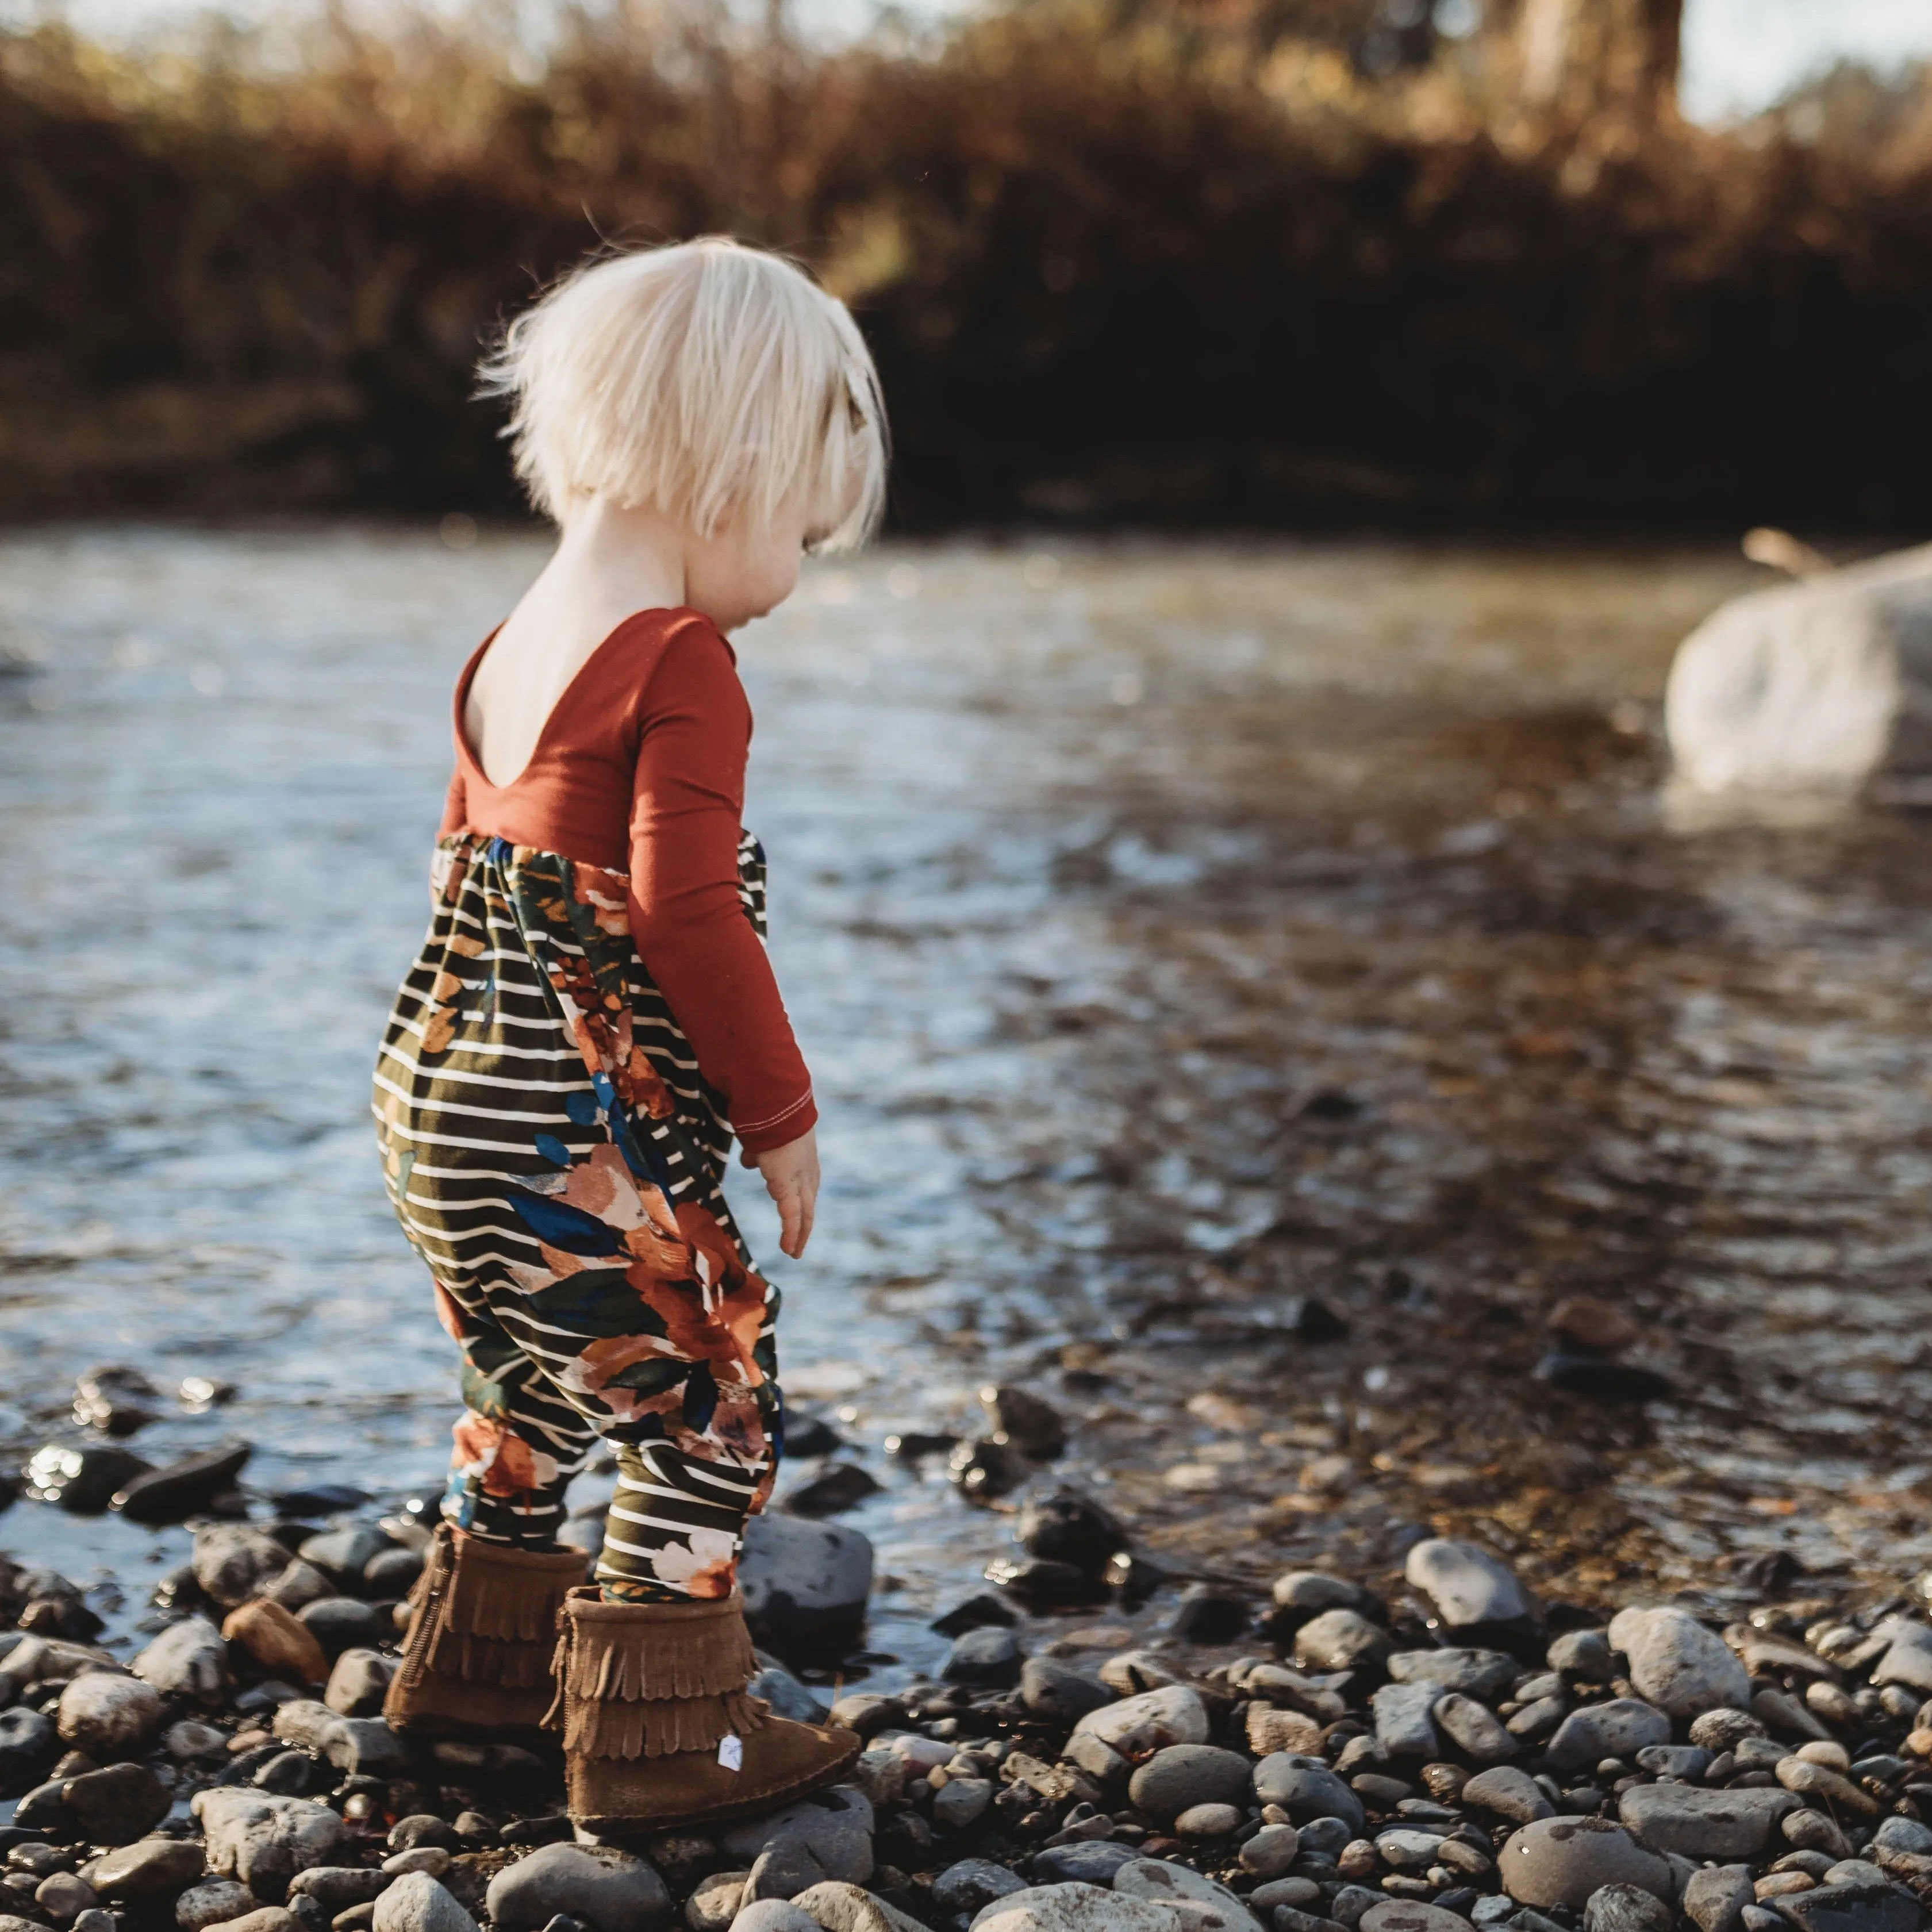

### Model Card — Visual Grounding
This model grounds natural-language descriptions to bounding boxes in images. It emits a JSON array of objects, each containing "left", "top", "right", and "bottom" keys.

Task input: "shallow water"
[{"left": 1, "top": 524, "right": 1929, "bottom": 1680}]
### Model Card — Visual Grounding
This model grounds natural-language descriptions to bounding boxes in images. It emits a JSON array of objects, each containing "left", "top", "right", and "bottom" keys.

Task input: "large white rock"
[
  {"left": 1067, "top": 1685, "right": 1208, "bottom": 1758},
  {"left": 190, "top": 1789, "right": 350, "bottom": 1903},
  {"left": 1665, "top": 542, "right": 1932, "bottom": 800},
  {"left": 971, "top": 1883, "right": 1181, "bottom": 1932}
]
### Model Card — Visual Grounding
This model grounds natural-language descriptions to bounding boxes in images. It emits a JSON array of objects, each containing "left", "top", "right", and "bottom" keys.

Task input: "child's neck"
[{"left": 551, "top": 496, "right": 690, "bottom": 617}]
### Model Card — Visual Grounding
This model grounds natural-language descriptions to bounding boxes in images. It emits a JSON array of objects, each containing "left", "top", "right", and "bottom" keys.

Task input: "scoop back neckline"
[{"left": 454, "top": 604, "right": 720, "bottom": 792}]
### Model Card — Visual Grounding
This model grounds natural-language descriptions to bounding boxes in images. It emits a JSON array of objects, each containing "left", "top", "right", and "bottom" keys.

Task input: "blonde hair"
[{"left": 481, "top": 237, "right": 887, "bottom": 551}]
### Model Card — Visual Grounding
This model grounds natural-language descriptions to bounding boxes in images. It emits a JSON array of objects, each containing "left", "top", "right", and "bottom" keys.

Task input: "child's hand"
[{"left": 752, "top": 1127, "right": 819, "bottom": 1259}]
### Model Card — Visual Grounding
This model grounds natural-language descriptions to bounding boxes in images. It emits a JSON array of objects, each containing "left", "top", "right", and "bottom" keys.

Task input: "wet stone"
[
  {"left": 747, "top": 1665, "right": 830, "bottom": 1724},
  {"left": 782, "top": 1466, "right": 881, "bottom": 1519},
  {"left": 940, "top": 1627, "right": 1022, "bottom": 1689},
  {"left": 980, "top": 1385, "right": 1066, "bottom": 1459},
  {"left": 114, "top": 1445, "right": 252, "bottom": 1526},
  {"left": 194, "top": 1526, "right": 293, "bottom": 1608},
  {"left": 948, "top": 1439, "right": 1030, "bottom": 1502},
  {"left": 296, "top": 1599, "right": 386, "bottom": 1658},
  {"left": 727, "top": 1905, "right": 817, "bottom": 1932},
  {"left": 1019, "top": 1658, "right": 1111, "bottom": 1724},
  {"left": 1295, "top": 1610, "right": 1392, "bottom": 1672},
  {"left": 25, "top": 1445, "right": 153, "bottom": 1514},
  {"left": 0, "top": 1709, "right": 58, "bottom": 1792},
  {"left": 263, "top": 1564, "right": 336, "bottom": 1613},
  {"left": 64, "top": 1761, "right": 172, "bottom": 1844},
  {"left": 178, "top": 1883, "right": 258, "bottom": 1931},
  {"left": 1169, "top": 1586, "right": 1250, "bottom": 1643},
  {"left": 297, "top": 1530, "right": 388, "bottom": 1586},
  {"left": 363, "top": 1548, "right": 424, "bottom": 1598},
  {"left": 1017, "top": 1492, "right": 1126, "bottom": 1578},
  {"left": 324, "top": 1651, "right": 394, "bottom": 1718},
  {"left": 134, "top": 1619, "right": 228, "bottom": 1701},
  {"left": 737, "top": 1516, "right": 873, "bottom": 1650},
  {"left": 57, "top": 1673, "right": 163, "bottom": 1760}
]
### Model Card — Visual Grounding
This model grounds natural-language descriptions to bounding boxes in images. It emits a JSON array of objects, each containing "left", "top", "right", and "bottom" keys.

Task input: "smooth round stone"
[
  {"left": 1403, "top": 1539, "right": 1535, "bottom": 1630},
  {"left": 1500, "top": 1818, "right": 1672, "bottom": 1912},
  {"left": 133, "top": 1620, "right": 228, "bottom": 1702},
  {"left": 1689, "top": 1709, "right": 1765, "bottom": 1753},
  {"left": 323, "top": 1651, "right": 394, "bottom": 1719},
  {"left": 727, "top": 1906, "right": 816, "bottom": 1932},
  {"left": 1550, "top": 1630, "right": 1614, "bottom": 1679},
  {"left": 1546, "top": 1699, "right": 1672, "bottom": 1773},
  {"left": 1239, "top": 1825, "right": 1301, "bottom": 1880},
  {"left": 191, "top": 1525, "right": 293, "bottom": 1607},
  {"left": 940, "top": 1627, "right": 1023, "bottom": 1689},
  {"left": 1128, "top": 1745, "right": 1254, "bottom": 1826},
  {"left": 58, "top": 1674, "right": 163, "bottom": 1758},
  {"left": 1111, "top": 1860, "right": 1257, "bottom": 1926},
  {"left": 38, "top": 1872, "right": 101, "bottom": 1920},
  {"left": 381, "top": 1852, "right": 448, "bottom": 1879},
  {"left": 1607, "top": 1608, "right": 1750, "bottom": 1720},
  {"left": 1251, "top": 1880, "right": 1323, "bottom": 1912},
  {"left": 1069, "top": 1685, "right": 1208, "bottom": 1757},
  {"left": 178, "top": 1883, "right": 256, "bottom": 1931},
  {"left": 64, "top": 1762, "right": 172, "bottom": 1845},
  {"left": 388, "top": 1820, "right": 461, "bottom": 1856},
  {"left": 1462, "top": 1766, "right": 1554, "bottom": 1825},
  {"left": 370, "top": 1876, "right": 475, "bottom": 1932},
  {"left": 295, "top": 1599, "right": 387, "bottom": 1659},
  {"left": 1295, "top": 1610, "right": 1392, "bottom": 1672},
  {"left": 973, "top": 1885, "right": 1179, "bottom": 1932},
  {"left": 1360, "top": 1905, "right": 1476, "bottom": 1932},
  {"left": 84, "top": 1837, "right": 206, "bottom": 1900},
  {"left": 204, "top": 1911, "right": 301, "bottom": 1932},
  {"left": 166, "top": 1721, "right": 228, "bottom": 1760},
  {"left": 742, "top": 1841, "right": 825, "bottom": 1906},
  {"left": 1681, "top": 1865, "right": 1754, "bottom": 1932},
  {"left": 1375, "top": 1830, "right": 1447, "bottom": 1872},
  {"left": 1253, "top": 1757, "right": 1367, "bottom": 1836},
  {"left": 1019, "top": 1658, "right": 1112, "bottom": 1724},
  {"left": 1175, "top": 1804, "right": 1242, "bottom": 1839},
  {"left": 682, "top": 1870, "right": 746, "bottom": 1932},
  {"left": 1584, "top": 1884, "right": 1676, "bottom": 1932},
  {"left": 485, "top": 1843, "right": 669, "bottom": 1932},
  {"left": 932, "top": 1777, "right": 994, "bottom": 1831},
  {"left": 931, "top": 1862, "right": 1025, "bottom": 1916},
  {"left": 364, "top": 1547, "right": 426, "bottom": 1597}
]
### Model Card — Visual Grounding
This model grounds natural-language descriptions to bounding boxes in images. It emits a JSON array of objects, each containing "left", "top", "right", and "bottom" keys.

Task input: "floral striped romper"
[{"left": 372, "top": 609, "right": 816, "bottom": 1602}]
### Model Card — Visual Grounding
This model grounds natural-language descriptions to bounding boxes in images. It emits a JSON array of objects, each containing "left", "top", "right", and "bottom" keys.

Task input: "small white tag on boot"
[{"left": 717, "top": 1734, "right": 744, "bottom": 1771}]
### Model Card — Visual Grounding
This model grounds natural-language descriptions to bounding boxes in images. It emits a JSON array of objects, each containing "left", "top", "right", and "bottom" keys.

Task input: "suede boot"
[
  {"left": 547, "top": 1587, "right": 859, "bottom": 1833},
  {"left": 385, "top": 1523, "right": 587, "bottom": 1738}
]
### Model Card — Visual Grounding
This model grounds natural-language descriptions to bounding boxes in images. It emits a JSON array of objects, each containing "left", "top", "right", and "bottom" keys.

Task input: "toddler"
[{"left": 371, "top": 238, "right": 886, "bottom": 1833}]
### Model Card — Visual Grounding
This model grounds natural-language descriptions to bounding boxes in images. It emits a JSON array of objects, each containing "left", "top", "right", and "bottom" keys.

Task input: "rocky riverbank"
[{"left": 2, "top": 1367, "right": 1931, "bottom": 1932}]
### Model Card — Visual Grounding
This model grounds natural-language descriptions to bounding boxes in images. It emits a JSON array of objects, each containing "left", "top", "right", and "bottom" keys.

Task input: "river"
[{"left": 2, "top": 524, "right": 1929, "bottom": 1681}]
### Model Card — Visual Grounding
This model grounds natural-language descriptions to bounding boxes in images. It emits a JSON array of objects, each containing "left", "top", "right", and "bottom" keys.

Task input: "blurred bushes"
[{"left": 2, "top": 2, "right": 1931, "bottom": 526}]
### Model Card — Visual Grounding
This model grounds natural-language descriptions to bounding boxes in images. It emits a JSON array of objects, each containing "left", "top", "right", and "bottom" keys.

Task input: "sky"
[{"left": 7, "top": 0, "right": 1932, "bottom": 124}]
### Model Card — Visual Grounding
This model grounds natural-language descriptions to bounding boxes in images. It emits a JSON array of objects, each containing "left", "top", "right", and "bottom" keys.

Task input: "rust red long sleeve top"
[{"left": 439, "top": 607, "right": 816, "bottom": 1155}]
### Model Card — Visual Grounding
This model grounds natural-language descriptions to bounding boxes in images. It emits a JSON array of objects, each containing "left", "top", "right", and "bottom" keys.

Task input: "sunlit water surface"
[{"left": 2, "top": 525, "right": 1929, "bottom": 1677}]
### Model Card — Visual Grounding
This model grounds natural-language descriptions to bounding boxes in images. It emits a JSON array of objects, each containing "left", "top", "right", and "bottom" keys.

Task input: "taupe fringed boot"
[
  {"left": 547, "top": 1587, "right": 860, "bottom": 1832},
  {"left": 385, "top": 1524, "right": 587, "bottom": 1737}
]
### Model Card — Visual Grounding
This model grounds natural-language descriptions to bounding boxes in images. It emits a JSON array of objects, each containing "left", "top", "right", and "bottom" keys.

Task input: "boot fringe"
[
  {"left": 443, "top": 1543, "right": 582, "bottom": 1646},
  {"left": 554, "top": 1597, "right": 757, "bottom": 1704},
  {"left": 564, "top": 1689, "right": 768, "bottom": 1760},
  {"left": 544, "top": 1589, "right": 763, "bottom": 1757}
]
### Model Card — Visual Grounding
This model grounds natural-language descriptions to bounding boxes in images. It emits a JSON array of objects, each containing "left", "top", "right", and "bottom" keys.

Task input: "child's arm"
[{"left": 627, "top": 623, "right": 819, "bottom": 1251}]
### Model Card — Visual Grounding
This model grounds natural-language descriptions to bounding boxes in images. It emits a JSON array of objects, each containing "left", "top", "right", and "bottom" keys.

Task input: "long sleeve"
[{"left": 626, "top": 627, "right": 816, "bottom": 1156}]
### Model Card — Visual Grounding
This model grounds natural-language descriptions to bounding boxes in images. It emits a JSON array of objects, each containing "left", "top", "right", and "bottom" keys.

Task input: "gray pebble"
[
  {"left": 370, "top": 1876, "right": 475, "bottom": 1932},
  {"left": 1582, "top": 1883, "right": 1673, "bottom": 1932},
  {"left": 1499, "top": 1816, "right": 1673, "bottom": 1911},
  {"left": 485, "top": 1844, "right": 671, "bottom": 1932},
  {"left": 1238, "top": 1825, "right": 1301, "bottom": 1880},
  {"left": 929, "top": 1861, "right": 1024, "bottom": 1916},
  {"left": 1295, "top": 1611, "right": 1392, "bottom": 1673},
  {"left": 726, "top": 1906, "right": 818, "bottom": 1932},
  {"left": 1681, "top": 1864, "right": 1754, "bottom": 1932},
  {"left": 1404, "top": 1539, "right": 1535, "bottom": 1630},
  {"left": 940, "top": 1627, "right": 1021, "bottom": 1689},
  {"left": 1607, "top": 1608, "right": 1750, "bottom": 1720},
  {"left": 1432, "top": 1691, "right": 1516, "bottom": 1763},
  {"left": 932, "top": 1778, "right": 993, "bottom": 1831},
  {"left": 1386, "top": 1650, "right": 1518, "bottom": 1703},
  {"left": 1372, "top": 1684, "right": 1441, "bottom": 1761},
  {"left": 1549, "top": 1631, "right": 1613, "bottom": 1679},
  {"left": 1462, "top": 1765, "right": 1556, "bottom": 1825},
  {"left": 1545, "top": 1699, "right": 1672, "bottom": 1773},
  {"left": 1615, "top": 1785, "right": 1799, "bottom": 1859},
  {"left": 1253, "top": 1756, "right": 1366, "bottom": 1835},
  {"left": 1689, "top": 1709, "right": 1766, "bottom": 1753}
]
